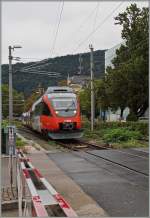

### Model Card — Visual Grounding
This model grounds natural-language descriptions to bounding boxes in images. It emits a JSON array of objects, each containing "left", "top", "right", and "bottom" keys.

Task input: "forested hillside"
[{"left": 2, "top": 49, "right": 106, "bottom": 97}]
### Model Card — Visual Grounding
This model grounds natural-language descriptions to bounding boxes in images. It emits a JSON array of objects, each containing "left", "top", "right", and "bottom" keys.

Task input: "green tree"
[
  {"left": 79, "top": 80, "right": 110, "bottom": 119},
  {"left": 2, "top": 84, "right": 24, "bottom": 118},
  {"left": 78, "top": 87, "right": 91, "bottom": 118},
  {"left": 94, "top": 79, "right": 110, "bottom": 119},
  {"left": 24, "top": 92, "right": 41, "bottom": 111},
  {"left": 106, "top": 4, "right": 148, "bottom": 118},
  {"left": 106, "top": 66, "right": 128, "bottom": 119}
]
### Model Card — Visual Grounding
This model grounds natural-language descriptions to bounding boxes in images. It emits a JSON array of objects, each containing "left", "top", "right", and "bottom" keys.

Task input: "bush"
[
  {"left": 2, "top": 119, "right": 22, "bottom": 128},
  {"left": 126, "top": 113, "right": 138, "bottom": 121},
  {"left": 16, "top": 137, "right": 26, "bottom": 147},
  {"left": 94, "top": 121, "right": 148, "bottom": 136},
  {"left": 2, "top": 120, "right": 9, "bottom": 128},
  {"left": 82, "top": 116, "right": 91, "bottom": 129},
  {"left": 103, "top": 128, "right": 142, "bottom": 143},
  {"left": 95, "top": 121, "right": 121, "bottom": 129},
  {"left": 133, "top": 122, "right": 148, "bottom": 136}
]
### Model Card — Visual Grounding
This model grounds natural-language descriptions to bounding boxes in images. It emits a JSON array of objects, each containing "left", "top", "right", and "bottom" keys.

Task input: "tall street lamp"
[{"left": 8, "top": 45, "right": 22, "bottom": 124}]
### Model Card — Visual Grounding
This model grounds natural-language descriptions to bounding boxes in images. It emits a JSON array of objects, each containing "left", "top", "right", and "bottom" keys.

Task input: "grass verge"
[{"left": 82, "top": 118, "right": 148, "bottom": 149}]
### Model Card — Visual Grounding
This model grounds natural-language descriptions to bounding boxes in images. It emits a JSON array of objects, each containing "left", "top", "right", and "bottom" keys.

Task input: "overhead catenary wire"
[
  {"left": 50, "top": 0, "right": 64, "bottom": 58},
  {"left": 20, "top": 2, "right": 63, "bottom": 70},
  {"left": 14, "top": 3, "right": 123, "bottom": 73},
  {"left": 20, "top": 57, "right": 45, "bottom": 61},
  {"left": 104, "top": 38, "right": 148, "bottom": 74},
  {"left": 92, "top": 1, "right": 100, "bottom": 42},
  {"left": 25, "top": 73, "right": 60, "bottom": 77},
  {"left": 17, "top": 70, "right": 60, "bottom": 75},
  {"left": 20, "top": 62, "right": 53, "bottom": 71},
  {"left": 21, "top": 39, "right": 147, "bottom": 76},
  {"left": 19, "top": 71, "right": 61, "bottom": 77},
  {"left": 11, "top": 2, "right": 145, "bottom": 75},
  {"left": 72, "top": 2, "right": 124, "bottom": 54},
  {"left": 105, "top": 38, "right": 148, "bottom": 62},
  {"left": 21, "top": 2, "right": 65, "bottom": 71},
  {"left": 62, "top": 2, "right": 100, "bottom": 50},
  {"left": 20, "top": 58, "right": 51, "bottom": 71},
  {"left": 20, "top": 58, "right": 51, "bottom": 70},
  {"left": 14, "top": 36, "right": 147, "bottom": 79},
  {"left": 49, "top": 1, "right": 62, "bottom": 52},
  {"left": 14, "top": 67, "right": 61, "bottom": 77},
  {"left": 20, "top": 72, "right": 60, "bottom": 76},
  {"left": 74, "top": 3, "right": 100, "bottom": 34},
  {"left": 93, "top": 2, "right": 100, "bottom": 29},
  {"left": 20, "top": 69, "right": 59, "bottom": 74}
]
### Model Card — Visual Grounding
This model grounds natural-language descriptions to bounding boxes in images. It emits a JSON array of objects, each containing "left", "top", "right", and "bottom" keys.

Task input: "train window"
[
  {"left": 51, "top": 98, "right": 77, "bottom": 110},
  {"left": 42, "top": 103, "right": 51, "bottom": 116},
  {"left": 32, "top": 102, "right": 51, "bottom": 116},
  {"left": 34, "top": 103, "right": 44, "bottom": 116}
]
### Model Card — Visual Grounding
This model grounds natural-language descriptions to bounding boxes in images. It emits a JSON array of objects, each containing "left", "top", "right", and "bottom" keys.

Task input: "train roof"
[
  {"left": 45, "top": 86, "right": 73, "bottom": 94},
  {"left": 31, "top": 87, "right": 75, "bottom": 111},
  {"left": 47, "top": 92, "right": 76, "bottom": 99}
]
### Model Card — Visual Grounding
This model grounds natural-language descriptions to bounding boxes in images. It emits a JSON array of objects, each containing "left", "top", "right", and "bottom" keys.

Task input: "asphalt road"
[{"left": 48, "top": 148, "right": 149, "bottom": 217}]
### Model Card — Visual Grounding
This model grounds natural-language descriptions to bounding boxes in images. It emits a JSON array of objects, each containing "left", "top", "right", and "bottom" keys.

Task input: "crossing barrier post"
[{"left": 16, "top": 149, "right": 77, "bottom": 217}]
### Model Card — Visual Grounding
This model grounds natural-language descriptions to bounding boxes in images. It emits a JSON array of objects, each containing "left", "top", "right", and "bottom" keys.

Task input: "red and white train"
[{"left": 22, "top": 86, "right": 83, "bottom": 139}]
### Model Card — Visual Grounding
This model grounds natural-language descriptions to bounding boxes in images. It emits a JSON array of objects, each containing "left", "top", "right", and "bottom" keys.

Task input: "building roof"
[{"left": 70, "top": 75, "right": 90, "bottom": 85}]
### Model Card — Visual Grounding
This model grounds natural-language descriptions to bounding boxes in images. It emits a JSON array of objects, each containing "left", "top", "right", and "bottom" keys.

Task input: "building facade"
[
  {"left": 104, "top": 43, "right": 130, "bottom": 121},
  {"left": 105, "top": 43, "right": 122, "bottom": 72}
]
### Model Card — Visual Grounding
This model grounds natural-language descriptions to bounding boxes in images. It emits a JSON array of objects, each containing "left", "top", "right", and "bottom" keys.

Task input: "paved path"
[
  {"left": 48, "top": 148, "right": 149, "bottom": 217},
  {"left": 27, "top": 151, "right": 107, "bottom": 217}
]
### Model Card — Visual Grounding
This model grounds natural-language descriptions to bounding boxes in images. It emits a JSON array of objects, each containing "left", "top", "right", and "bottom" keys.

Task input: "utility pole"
[
  {"left": 8, "top": 45, "right": 22, "bottom": 124},
  {"left": 67, "top": 73, "right": 71, "bottom": 86},
  {"left": 89, "top": 44, "right": 95, "bottom": 131},
  {"left": 78, "top": 54, "right": 82, "bottom": 75},
  {"left": 8, "top": 46, "right": 13, "bottom": 124}
]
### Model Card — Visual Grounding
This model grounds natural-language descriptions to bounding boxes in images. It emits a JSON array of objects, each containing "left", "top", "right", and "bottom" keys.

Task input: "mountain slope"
[{"left": 2, "top": 49, "right": 106, "bottom": 96}]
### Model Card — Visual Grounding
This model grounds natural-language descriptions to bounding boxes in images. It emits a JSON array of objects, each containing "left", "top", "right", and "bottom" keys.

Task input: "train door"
[{"left": 32, "top": 103, "right": 42, "bottom": 132}]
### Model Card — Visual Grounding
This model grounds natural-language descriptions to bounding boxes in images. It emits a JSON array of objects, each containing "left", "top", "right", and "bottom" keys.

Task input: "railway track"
[
  {"left": 18, "top": 126, "right": 148, "bottom": 158},
  {"left": 56, "top": 140, "right": 149, "bottom": 177},
  {"left": 56, "top": 139, "right": 109, "bottom": 151},
  {"left": 18, "top": 126, "right": 148, "bottom": 177},
  {"left": 85, "top": 150, "right": 148, "bottom": 177},
  {"left": 18, "top": 126, "right": 109, "bottom": 151}
]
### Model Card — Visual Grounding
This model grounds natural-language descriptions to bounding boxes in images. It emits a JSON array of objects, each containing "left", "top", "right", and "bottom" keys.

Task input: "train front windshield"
[{"left": 51, "top": 98, "right": 77, "bottom": 110}]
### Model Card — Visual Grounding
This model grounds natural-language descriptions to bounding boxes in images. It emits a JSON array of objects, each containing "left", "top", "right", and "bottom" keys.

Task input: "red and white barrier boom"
[{"left": 17, "top": 150, "right": 77, "bottom": 217}]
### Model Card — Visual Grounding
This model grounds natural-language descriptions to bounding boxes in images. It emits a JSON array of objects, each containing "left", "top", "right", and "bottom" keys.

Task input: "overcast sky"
[{"left": 2, "top": 1, "right": 148, "bottom": 64}]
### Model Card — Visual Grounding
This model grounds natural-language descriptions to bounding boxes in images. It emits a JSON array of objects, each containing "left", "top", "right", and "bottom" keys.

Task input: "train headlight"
[
  {"left": 73, "top": 110, "right": 77, "bottom": 114},
  {"left": 55, "top": 111, "right": 59, "bottom": 114}
]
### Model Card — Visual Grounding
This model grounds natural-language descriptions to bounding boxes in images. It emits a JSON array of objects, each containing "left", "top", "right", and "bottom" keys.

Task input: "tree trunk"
[
  {"left": 103, "top": 111, "right": 106, "bottom": 121},
  {"left": 120, "top": 108, "right": 124, "bottom": 120}
]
